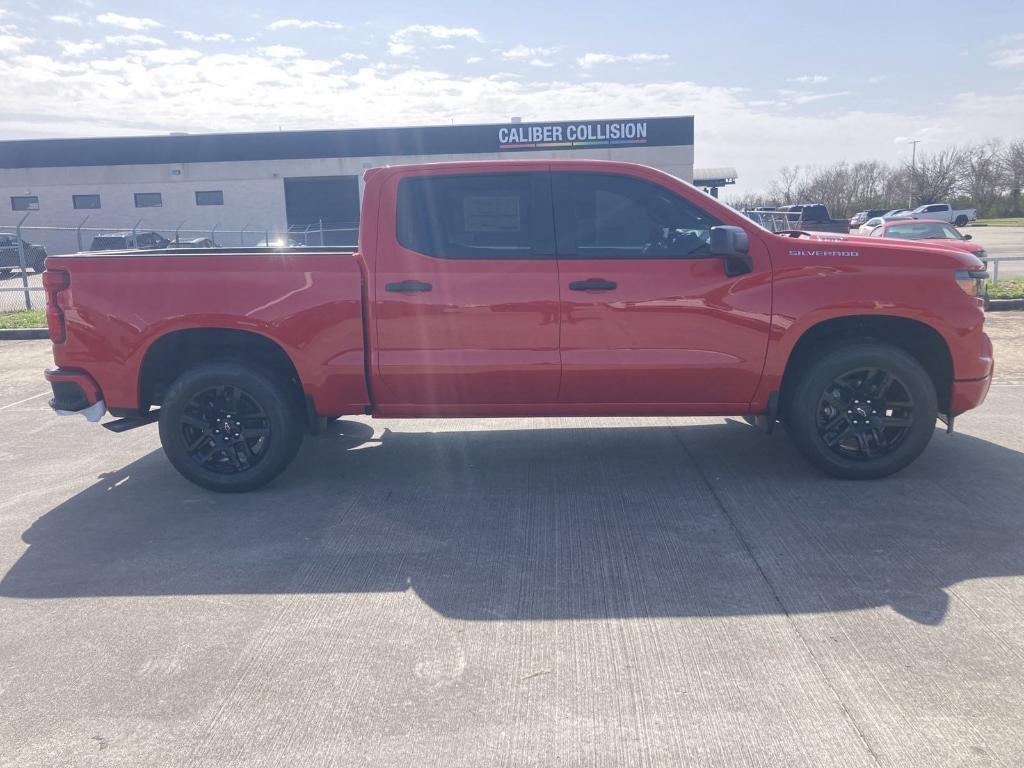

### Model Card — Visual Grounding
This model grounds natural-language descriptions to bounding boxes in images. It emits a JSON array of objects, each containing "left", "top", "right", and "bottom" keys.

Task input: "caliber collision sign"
[{"left": 498, "top": 120, "right": 651, "bottom": 150}]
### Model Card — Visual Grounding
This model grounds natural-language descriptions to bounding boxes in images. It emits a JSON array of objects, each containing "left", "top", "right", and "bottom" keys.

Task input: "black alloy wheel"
[
  {"left": 816, "top": 367, "right": 914, "bottom": 461},
  {"left": 181, "top": 384, "right": 271, "bottom": 475},
  {"left": 785, "top": 342, "right": 938, "bottom": 479},
  {"left": 159, "top": 361, "right": 303, "bottom": 492}
]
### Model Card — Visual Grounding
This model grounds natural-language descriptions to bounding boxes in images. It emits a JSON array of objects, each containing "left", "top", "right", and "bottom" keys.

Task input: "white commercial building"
[{"left": 0, "top": 116, "right": 695, "bottom": 254}]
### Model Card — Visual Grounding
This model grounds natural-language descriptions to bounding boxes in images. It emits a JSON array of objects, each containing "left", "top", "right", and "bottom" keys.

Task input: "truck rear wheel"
[
  {"left": 158, "top": 361, "right": 303, "bottom": 492},
  {"left": 784, "top": 342, "right": 937, "bottom": 479}
]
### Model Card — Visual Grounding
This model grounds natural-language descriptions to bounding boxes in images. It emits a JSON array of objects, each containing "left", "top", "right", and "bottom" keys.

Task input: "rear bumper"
[{"left": 44, "top": 367, "right": 106, "bottom": 420}]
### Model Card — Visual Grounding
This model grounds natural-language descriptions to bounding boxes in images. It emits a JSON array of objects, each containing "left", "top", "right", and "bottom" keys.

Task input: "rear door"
[
  {"left": 372, "top": 169, "right": 560, "bottom": 408},
  {"left": 553, "top": 170, "right": 772, "bottom": 407}
]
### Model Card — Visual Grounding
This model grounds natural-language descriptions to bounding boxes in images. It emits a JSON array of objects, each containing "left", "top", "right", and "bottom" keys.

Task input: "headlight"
[{"left": 955, "top": 269, "right": 987, "bottom": 299}]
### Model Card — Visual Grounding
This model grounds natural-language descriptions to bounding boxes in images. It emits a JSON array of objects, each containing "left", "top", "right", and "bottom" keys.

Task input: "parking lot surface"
[{"left": 2, "top": 315, "right": 1024, "bottom": 767}]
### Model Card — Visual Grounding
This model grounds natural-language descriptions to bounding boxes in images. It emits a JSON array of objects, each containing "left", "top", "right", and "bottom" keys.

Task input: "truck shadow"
[{"left": 3, "top": 419, "right": 1023, "bottom": 625}]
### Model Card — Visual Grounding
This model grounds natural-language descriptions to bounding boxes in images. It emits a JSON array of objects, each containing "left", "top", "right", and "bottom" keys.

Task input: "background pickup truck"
[
  {"left": 910, "top": 203, "right": 977, "bottom": 227},
  {"left": 42, "top": 159, "right": 993, "bottom": 491}
]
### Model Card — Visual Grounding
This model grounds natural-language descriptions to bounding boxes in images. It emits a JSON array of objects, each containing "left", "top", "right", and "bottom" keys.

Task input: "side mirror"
[
  {"left": 710, "top": 225, "right": 753, "bottom": 276},
  {"left": 963, "top": 234, "right": 972, "bottom": 240}
]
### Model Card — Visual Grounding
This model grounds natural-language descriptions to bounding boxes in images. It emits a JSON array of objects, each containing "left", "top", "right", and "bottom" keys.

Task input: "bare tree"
[
  {"left": 1004, "top": 139, "right": 1024, "bottom": 216},
  {"left": 907, "top": 148, "right": 965, "bottom": 206},
  {"left": 767, "top": 165, "right": 803, "bottom": 205},
  {"left": 962, "top": 140, "right": 1007, "bottom": 216}
]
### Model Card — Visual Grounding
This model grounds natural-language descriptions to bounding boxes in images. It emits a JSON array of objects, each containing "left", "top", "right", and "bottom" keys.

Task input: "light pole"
[{"left": 908, "top": 139, "right": 920, "bottom": 208}]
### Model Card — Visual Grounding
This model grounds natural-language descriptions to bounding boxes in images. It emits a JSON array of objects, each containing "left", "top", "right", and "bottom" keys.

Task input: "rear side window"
[
  {"left": 558, "top": 173, "right": 720, "bottom": 258},
  {"left": 396, "top": 173, "right": 553, "bottom": 259}
]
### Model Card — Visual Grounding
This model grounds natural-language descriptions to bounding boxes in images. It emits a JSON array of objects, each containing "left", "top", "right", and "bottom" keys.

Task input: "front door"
[
  {"left": 373, "top": 169, "right": 560, "bottom": 409},
  {"left": 553, "top": 170, "right": 772, "bottom": 407}
]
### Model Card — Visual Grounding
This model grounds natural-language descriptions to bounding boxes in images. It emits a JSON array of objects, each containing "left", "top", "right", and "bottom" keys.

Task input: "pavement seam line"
[{"left": 670, "top": 425, "right": 885, "bottom": 768}]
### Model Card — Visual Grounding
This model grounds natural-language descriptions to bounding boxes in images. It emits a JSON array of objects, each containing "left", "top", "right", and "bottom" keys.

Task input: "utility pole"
[{"left": 908, "top": 139, "right": 921, "bottom": 208}]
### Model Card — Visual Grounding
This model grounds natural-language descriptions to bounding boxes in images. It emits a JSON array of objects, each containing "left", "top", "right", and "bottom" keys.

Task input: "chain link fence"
[{"left": 0, "top": 215, "right": 358, "bottom": 314}]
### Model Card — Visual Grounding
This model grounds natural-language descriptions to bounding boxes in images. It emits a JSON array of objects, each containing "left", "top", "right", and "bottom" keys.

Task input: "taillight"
[{"left": 42, "top": 269, "right": 70, "bottom": 343}]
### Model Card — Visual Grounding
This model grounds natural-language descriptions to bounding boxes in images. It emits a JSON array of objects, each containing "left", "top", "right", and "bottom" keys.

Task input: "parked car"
[
  {"left": 0, "top": 233, "right": 47, "bottom": 274},
  {"left": 88, "top": 231, "right": 170, "bottom": 251},
  {"left": 857, "top": 211, "right": 915, "bottom": 234},
  {"left": 170, "top": 238, "right": 218, "bottom": 248},
  {"left": 42, "top": 159, "right": 992, "bottom": 491},
  {"left": 867, "top": 219, "right": 988, "bottom": 264},
  {"left": 910, "top": 203, "right": 977, "bottom": 228},
  {"left": 849, "top": 209, "right": 888, "bottom": 229},
  {"left": 776, "top": 203, "right": 849, "bottom": 233}
]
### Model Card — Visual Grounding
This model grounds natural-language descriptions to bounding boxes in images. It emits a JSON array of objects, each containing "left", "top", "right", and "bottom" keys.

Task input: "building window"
[
  {"left": 195, "top": 190, "right": 224, "bottom": 206},
  {"left": 73, "top": 194, "right": 101, "bottom": 210},
  {"left": 11, "top": 196, "right": 39, "bottom": 211},
  {"left": 134, "top": 192, "right": 163, "bottom": 208}
]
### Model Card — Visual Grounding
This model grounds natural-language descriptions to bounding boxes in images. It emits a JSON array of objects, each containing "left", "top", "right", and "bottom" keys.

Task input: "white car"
[
  {"left": 910, "top": 203, "right": 977, "bottom": 227},
  {"left": 856, "top": 211, "right": 914, "bottom": 234}
]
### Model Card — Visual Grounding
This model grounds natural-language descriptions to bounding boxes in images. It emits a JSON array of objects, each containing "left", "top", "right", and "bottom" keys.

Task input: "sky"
[{"left": 1, "top": 0, "right": 1023, "bottom": 192}]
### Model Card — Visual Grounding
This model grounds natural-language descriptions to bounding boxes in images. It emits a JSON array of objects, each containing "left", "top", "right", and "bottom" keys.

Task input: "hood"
[{"left": 800, "top": 231, "right": 985, "bottom": 269}]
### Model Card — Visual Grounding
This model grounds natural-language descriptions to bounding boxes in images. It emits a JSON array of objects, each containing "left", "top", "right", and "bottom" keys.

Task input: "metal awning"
[{"left": 692, "top": 167, "right": 738, "bottom": 186}]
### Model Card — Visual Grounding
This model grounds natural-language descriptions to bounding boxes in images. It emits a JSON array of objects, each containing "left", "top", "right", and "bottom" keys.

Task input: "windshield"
[{"left": 885, "top": 222, "right": 962, "bottom": 240}]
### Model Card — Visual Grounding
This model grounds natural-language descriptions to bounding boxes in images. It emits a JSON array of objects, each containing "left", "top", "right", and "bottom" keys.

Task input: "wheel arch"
[
  {"left": 778, "top": 315, "right": 953, "bottom": 416},
  {"left": 138, "top": 327, "right": 303, "bottom": 412}
]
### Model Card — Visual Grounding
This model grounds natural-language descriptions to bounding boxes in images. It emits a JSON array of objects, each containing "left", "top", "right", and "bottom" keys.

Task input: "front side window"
[
  {"left": 397, "top": 173, "right": 553, "bottom": 259},
  {"left": 73, "top": 194, "right": 101, "bottom": 209},
  {"left": 134, "top": 192, "right": 162, "bottom": 208},
  {"left": 11, "top": 196, "right": 39, "bottom": 211},
  {"left": 559, "top": 173, "right": 720, "bottom": 258}
]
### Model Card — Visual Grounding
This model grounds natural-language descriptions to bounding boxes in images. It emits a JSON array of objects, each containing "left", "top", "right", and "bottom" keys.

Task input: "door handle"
[
  {"left": 385, "top": 280, "right": 433, "bottom": 293},
  {"left": 569, "top": 279, "right": 617, "bottom": 291}
]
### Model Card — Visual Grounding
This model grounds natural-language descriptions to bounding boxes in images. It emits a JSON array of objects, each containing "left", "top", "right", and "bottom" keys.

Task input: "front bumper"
[
  {"left": 950, "top": 374, "right": 993, "bottom": 416},
  {"left": 44, "top": 367, "right": 106, "bottom": 421}
]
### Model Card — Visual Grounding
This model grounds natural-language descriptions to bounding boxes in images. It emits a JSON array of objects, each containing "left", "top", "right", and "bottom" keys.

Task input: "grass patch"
[
  {"left": 987, "top": 279, "right": 1024, "bottom": 299},
  {"left": 0, "top": 309, "right": 46, "bottom": 329},
  {"left": 977, "top": 218, "right": 1024, "bottom": 227}
]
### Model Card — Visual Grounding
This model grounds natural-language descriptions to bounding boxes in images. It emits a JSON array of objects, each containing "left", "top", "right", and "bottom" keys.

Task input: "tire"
[
  {"left": 955, "top": 215, "right": 968, "bottom": 227},
  {"left": 32, "top": 259, "right": 46, "bottom": 274},
  {"left": 0, "top": 269, "right": 11, "bottom": 279},
  {"left": 158, "top": 361, "right": 303, "bottom": 492},
  {"left": 784, "top": 342, "right": 937, "bottom": 479}
]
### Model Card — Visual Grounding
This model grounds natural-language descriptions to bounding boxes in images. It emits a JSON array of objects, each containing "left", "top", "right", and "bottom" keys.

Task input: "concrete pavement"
[{"left": 1, "top": 316, "right": 1023, "bottom": 766}]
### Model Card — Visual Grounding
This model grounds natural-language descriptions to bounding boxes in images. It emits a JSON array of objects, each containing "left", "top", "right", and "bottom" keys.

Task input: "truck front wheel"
[
  {"left": 955, "top": 215, "right": 968, "bottom": 227},
  {"left": 158, "top": 361, "right": 303, "bottom": 492},
  {"left": 784, "top": 342, "right": 938, "bottom": 479}
]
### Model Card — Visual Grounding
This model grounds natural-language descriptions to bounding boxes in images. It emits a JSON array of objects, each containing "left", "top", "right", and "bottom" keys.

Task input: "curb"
[
  {"left": 986, "top": 298, "right": 1024, "bottom": 312},
  {"left": 0, "top": 328, "right": 49, "bottom": 340}
]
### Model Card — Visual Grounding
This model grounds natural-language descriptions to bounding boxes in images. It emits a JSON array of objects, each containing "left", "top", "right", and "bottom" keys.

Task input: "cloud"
[
  {"left": 577, "top": 52, "right": 669, "bottom": 67},
  {"left": 96, "top": 13, "right": 161, "bottom": 30},
  {"left": 0, "top": 33, "right": 32, "bottom": 53},
  {"left": 788, "top": 74, "right": 829, "bottom": 84},
  {"left": 388, "top": 24, "right": 482, "bottom": 55},
  {"left": 58, "top": 39, "right": 103, "bottom": 57},
  {"left": 529, "top": 58, "right": 554, "bottom": 68},
  {"left": 2, "top": 48, "right": 1023, "bottom": 193},
  {"left": 50, "top": 15, "right": 83, "bottom": 25},
  {"left": 106, "top": 34, "right": 164, "bottom": 46},
  {"left": 336, "top": 52, "right": 369, "bottom": 61},
  {"left": 127, "top": 47, "right": 202, "bottom": 65},
  {"left": 177, "top": 31, "right": 234, "bottom": 43},
  {"left": 502, "top": 44, "right": 557, "bottom": 60},
  {"left": 267, "top": 19, "right": 345, "bottom": 30},
  {"left": 991, "top": 48, "right": 1024, "bottom": 68},
  {"left": 254, "top": 45, "right": 305, "bottom": 59},
  {"left": 466, "top": 56, "right": 483, "bottom": 64}
]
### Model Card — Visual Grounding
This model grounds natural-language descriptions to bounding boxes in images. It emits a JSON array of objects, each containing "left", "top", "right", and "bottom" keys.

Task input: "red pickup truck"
[{"left": 42, "top": 159, "right": 993, "bottom": 491}]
